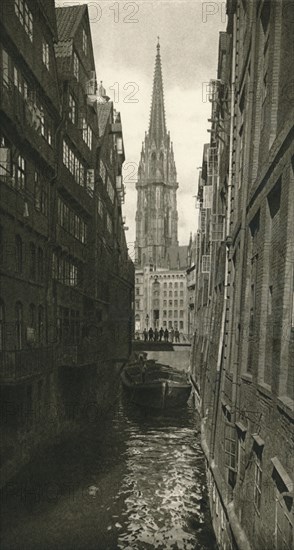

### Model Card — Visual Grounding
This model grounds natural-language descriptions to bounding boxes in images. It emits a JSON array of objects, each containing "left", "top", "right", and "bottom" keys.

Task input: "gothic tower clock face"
[{"left": 135, "top": 42, "right": 179, "bottom": 267}]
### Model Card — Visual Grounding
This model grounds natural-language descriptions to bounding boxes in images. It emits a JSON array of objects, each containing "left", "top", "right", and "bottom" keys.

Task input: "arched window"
[
  {"left": 15, "top": 235, "right": 23, "bottom": 273},
  {"left": 37, "top": 247, "right": 44, "bottom": 282},
  {"left": 150, "top": 152, "right": 156, "bottom": 177},
  {"left": 15, "top": 301, "right": 23, "bottom": 350},
  {"left": 38, "top": 305, "right": 44, "bottom": 343},
  {"left": 0, "top": 300, "right": 5, "bottom": 351},
  {"left": 29, "top": 303, "right": 36, "bottom": 327},
  {"left": 29, "top": 242, "right": 36, "bottom": 280}
]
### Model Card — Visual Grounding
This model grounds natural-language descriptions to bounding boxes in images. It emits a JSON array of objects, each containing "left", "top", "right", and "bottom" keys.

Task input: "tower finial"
[{"left": 157, "top": 36, "right": 160, "bottom": 52}]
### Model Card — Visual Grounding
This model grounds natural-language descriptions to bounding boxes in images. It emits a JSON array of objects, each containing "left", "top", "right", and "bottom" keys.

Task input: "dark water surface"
[{"left": 1, "top": 392, "right": 216, "bottom": 550}]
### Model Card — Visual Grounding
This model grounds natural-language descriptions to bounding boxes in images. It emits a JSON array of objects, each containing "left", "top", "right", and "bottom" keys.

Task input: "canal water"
[{"left": 1, "top": 355, "right": 216, "bottom": 550}]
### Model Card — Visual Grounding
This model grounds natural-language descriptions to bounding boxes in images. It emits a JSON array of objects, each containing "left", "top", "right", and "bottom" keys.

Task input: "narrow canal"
[{"left": 1, "top": 353, "right": 216, "bottom": 550}]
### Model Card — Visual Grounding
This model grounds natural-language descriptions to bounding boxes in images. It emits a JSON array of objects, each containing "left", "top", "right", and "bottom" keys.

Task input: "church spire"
[{"left": 149, "top": 38, "right": 167, "bottom": 146}]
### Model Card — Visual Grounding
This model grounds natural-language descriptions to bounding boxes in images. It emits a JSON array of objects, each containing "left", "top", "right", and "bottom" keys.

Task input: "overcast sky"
[{"left": 55, "top": 0, "right": 226, "bottom": 256}]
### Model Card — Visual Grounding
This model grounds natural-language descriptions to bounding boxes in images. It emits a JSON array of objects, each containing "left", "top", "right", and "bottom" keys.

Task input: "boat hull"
[{"left": 121, "top": 365, "right": 191, "bottom": 409}]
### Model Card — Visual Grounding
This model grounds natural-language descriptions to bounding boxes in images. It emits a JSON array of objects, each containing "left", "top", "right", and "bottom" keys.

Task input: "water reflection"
[{"left": 1, "top": 395, "right": 216, "bottom": 550}]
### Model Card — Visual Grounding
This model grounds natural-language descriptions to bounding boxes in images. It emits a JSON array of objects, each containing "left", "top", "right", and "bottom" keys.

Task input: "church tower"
[{"left": 135, "top": 41, "right": 179, "bottom": 268}]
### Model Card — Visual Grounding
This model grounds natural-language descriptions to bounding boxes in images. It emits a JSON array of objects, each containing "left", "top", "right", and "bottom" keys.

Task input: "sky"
[{"left": 55, "top": 0, "right": 226, "bottom": 255}]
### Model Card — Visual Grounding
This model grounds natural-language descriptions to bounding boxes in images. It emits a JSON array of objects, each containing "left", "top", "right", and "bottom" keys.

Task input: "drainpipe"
[{"left": 211, "top": 11, "right": 237, "bottom": 461}]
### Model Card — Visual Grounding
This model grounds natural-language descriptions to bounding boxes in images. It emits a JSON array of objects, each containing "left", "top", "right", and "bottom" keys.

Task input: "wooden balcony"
[{"left": 0, "top": 347, "right": 55, "bottom": 384}]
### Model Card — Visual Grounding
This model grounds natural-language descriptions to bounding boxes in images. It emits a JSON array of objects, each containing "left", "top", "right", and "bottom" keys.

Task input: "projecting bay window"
[
  {"left": 57, "top": 198, "right": 87, "bottom": 243},
  {"left": 52, "top": 252, "right": 80, "bottom": 288},
  {"left": 63, "top": 141, "right": 85, "bottom": 186},
  {"left": 14, "top": 0, "right": 33, "bottom": 42}
]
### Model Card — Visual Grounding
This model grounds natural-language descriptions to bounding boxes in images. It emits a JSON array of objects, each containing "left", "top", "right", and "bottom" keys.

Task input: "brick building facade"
[
  {"left": 0, "top": 1, "right": 134, "bottom": 486},
  {"left": 190, "top": 1, "right": 294, "bottom": 548}
]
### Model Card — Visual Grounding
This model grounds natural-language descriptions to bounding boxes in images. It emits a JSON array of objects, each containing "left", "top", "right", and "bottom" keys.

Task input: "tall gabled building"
[
  {"left": 134, "top": 43, "right": 188, "bottom": 336},
  {"left": 0, "top": 2, "right": 133, "bottom": 487}
]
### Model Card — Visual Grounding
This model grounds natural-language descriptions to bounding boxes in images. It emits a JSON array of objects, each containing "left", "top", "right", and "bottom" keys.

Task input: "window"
[
  {"left": 15, "top": 0, "right": 33, "bottom": 41},
  {"left": 63, "top": 141, "right": 85, "bottom": 186},
  {"left": 38, "top": 305, "right": 44, "bottom": 342},
  {"left": 2, "top": 49, "right": 9, "bottom": 87},
  {"left": 174, "top": 300, "right": 178, "bottom": 307},
  {"left": 225, "top": 424, "right": 237, "bottom": 470},
  {"left": 107, "top": 179, "right": 115, "bottom": 202},
  {"left": 180, "top": 282, "right": 184, "bottom": 288},
  {"left": 97, "top": 196, "right": 103, "bottom": 218},
  {"left": 73, "top": 52, "right": 79, "bottom": 80},
  {"left": 180, "top": 291, "right": 184, "bottom": 297},
  {"left": 15, "top": 301, "right": 23, "bottom": 350},
  {"left": 169, "top": 291, "right": 172, "bottom": 297},
  {"left": 82, "top": 118, "right": 92, "bottom": 149},
  {"left": 180, "top": 299, "right": 183, "bottom": 307},
  {"left": 276, "top": 493, "right": 293, "bottom": 550},
  {"left": 180, "top": 321, "right": 183, "bottom": 329},
  {"left": 34, "top": 171, "right": 48, "bottom": 215},
  {"left": 106, "top": 213, "right": 113, "bottom": 235},
  {"left": 163, "top": 282, "right": 167, "bottom": 289},
  {"left": 29, "top": 242, "right": 36, "bottom": 280},
  {"left": 254, "top": 456, "right": 262, "bottom": 513},
  {"left": 57, "top": 198, "right": 87, "bottom": 243},
  {"left": 169, "top": 300, "right": 172, "bottom": 306},
  {"left": 168, "top": 310, "right": 172, "bottom": 318},
  {"left": 100, "top": 161, "right": 106, "bottom": 184},
  {"left": 0, "top": 139, "right": 11, "bottom": 181},
  {"left": 180, "top": 310, "right": 184, "bottom": 318},
  {"left": 163, "top": 300, "right": 167, "bottom": 306},
  {"left": 12, "top": 155, "right": 26, "bottom": 190},
  {"left": 15, "top": 235, "right": 23, "bottom": 273},
  {"left": 0, "top": 301, "right": 5, "bottom": 351},
  {"left": 163, "top": 310, "right": 167, "bottom": 317},
  {"left": 169, "top": 282, "right": 172, "bottom": 288},
  {"left": 42, "top": 40, "right": 49, "bottom": 70},
  {"left": 69, "top": 94, "right": 76, "bottom": 124},
  {"left": 174, "top": 291, "right": 178, "bottom": 297},
  {"left": 37, "top": 247, "right": 44, "bottom": 282},
  {"left": 82, "top": 29, "right": 88, "bottom": 54},
  {"left": 174, "top": 310, "right": 178, "bottom": 318},
  {"left": 29, "top": 303, "right": 36, "bottom": 328}
]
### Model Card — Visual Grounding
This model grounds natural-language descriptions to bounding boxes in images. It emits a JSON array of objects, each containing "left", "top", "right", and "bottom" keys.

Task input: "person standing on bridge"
[
  {"left": 154, "top": 327, "right": 159, "bottom": 342},
  {"left": 143, "top": 328, "right": 148, "bottom": 342},
  {"left": 175, "top": 329, "right": 180, "bottom": 343},
  {"left": 159, "top": 327, "right": 164, "bottom": 341},
  {"left": 170, "top": 327, "right": 175, "bottom": 343},
  {"left": 164, "top": 328, "right": 169, "bottom": 342},
  {"left": 148, "top": 327, "right": 154, "bottom": 341}
]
